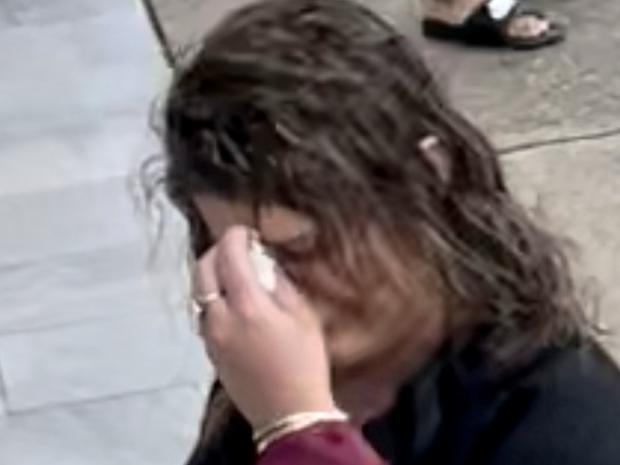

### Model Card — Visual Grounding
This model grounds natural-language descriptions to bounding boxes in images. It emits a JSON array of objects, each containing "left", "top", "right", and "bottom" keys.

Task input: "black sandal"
[{"left": 422, "top": 3, "right": 566, "bottom": 50}]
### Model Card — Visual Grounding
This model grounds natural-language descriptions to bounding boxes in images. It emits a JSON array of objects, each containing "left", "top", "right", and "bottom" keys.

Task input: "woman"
[{"left": 159, "top": 0, "right": 620, "bottom": 463}]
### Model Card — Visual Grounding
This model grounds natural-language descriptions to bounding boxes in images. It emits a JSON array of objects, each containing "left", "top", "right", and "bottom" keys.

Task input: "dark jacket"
[{"left": 188, "top": 341, "right": 620, "bottom": 465}]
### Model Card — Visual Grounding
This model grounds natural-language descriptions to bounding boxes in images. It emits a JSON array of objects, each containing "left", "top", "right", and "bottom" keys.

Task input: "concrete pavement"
[{"left": 0, "top": 1, "right": 208, "bottom": 464}]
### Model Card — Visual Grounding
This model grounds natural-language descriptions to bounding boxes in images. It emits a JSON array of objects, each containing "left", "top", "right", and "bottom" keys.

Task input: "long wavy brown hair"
[{"left": 153, "top": 0, "right": 589, "bottom": 462}]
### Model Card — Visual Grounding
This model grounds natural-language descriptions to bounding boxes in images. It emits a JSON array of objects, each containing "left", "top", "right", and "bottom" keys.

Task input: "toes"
[{"left": 507, "top": 15, "right": 551, "bottom": 39}]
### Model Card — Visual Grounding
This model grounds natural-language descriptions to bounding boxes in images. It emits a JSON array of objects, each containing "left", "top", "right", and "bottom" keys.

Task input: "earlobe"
[{"left": 418, "top": 135, "right": 452, "bottom": 185}]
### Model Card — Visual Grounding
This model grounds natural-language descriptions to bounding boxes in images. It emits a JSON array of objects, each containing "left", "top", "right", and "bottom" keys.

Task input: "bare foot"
[{"left": 505, "top": 13, "right": 551, "bottom": 40}]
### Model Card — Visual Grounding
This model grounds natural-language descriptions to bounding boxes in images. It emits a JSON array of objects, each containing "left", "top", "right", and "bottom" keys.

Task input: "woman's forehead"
[{"left": 193, "top": 194, "right": 313, "bottom": 243}]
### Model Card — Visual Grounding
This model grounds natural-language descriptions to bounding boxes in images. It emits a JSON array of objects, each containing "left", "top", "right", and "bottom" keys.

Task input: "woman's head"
[{"left": 162, "top": 0, "right": 586, "bottom": 414}]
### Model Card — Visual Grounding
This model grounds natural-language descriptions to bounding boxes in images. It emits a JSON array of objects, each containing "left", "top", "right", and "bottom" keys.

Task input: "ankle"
[{"left": 487, "top": 0, "right": 518, "bottom": 20}]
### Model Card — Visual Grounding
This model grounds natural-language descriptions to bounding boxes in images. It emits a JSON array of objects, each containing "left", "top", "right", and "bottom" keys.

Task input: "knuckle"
[
  {"left": 206, "top": 320, "right": 229, "bottom": 348},
  {"left": 220, "top": 226, "right": 247, "bottom": 249}
]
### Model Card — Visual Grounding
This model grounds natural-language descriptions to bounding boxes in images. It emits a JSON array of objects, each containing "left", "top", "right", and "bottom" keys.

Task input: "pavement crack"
[{"left": 499, "top": 126, "right": 620, "bottom": 156}]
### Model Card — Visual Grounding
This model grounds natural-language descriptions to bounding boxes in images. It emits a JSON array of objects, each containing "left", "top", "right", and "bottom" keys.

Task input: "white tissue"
[{"left": 249, "top": 239, "right": 277, "bottom": 292}]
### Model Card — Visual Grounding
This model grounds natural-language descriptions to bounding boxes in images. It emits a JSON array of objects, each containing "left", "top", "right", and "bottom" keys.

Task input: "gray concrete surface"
[
  {"left": 0, "top": 1, "right": 208, "bottom": 464},
  {"left": 148, "top": 0, "right": 620, "bottom": 147},
  {"left": 1, "top": 0, "right": 618, "bottom": 464},
  {"left": 504, "top": 139, "right": 620, "bottom": 359}
]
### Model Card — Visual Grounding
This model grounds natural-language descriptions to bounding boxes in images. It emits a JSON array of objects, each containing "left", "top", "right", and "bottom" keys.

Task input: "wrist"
[
  {"left": 253, "top": 409, "right": 350, "bottom": 454},
  {"left": 252, "top": 393, "right": 338, "bottom": 430}
]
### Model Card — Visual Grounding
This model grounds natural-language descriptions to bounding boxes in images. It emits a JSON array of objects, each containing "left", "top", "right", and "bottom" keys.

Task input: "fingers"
[
  {"left": 193, "top": 246, "right": 218, "bottom": 299},
  {"left": 272, "top": 272, "right": 312, "bottom": 318},
  {"left": 194, "top": 246, "right": 227, "bottom": 336},
  {"left": 196, "top": 224, "right": 313, "bottom": 328},
  {"left": 216, "top": 226, "right": 274, "bottom": 317}
]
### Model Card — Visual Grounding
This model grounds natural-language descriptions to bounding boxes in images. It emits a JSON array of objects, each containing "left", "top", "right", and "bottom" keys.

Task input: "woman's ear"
[{"left": 418, "top": 135, "right": 452, "bottom": 186}]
